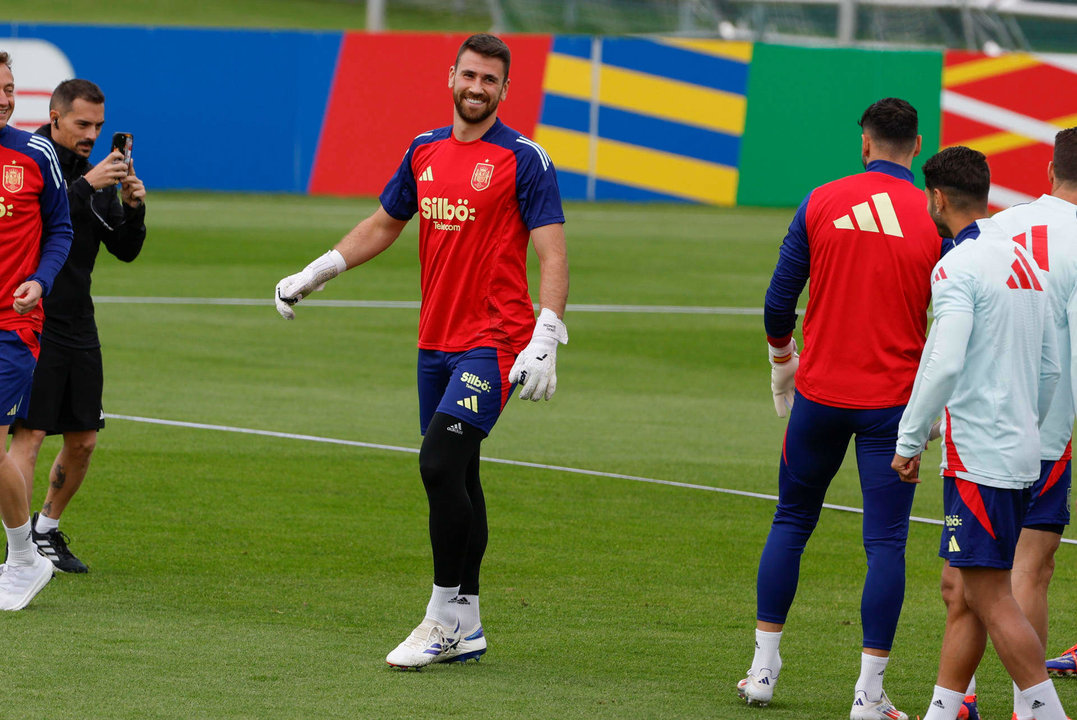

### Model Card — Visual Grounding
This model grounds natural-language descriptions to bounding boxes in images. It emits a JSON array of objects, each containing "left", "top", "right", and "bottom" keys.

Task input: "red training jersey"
[
  {"left": 379, "top": 119, "right": 564, "bottom": 354},
  {"left": 766, "top": 161, "right": 942, "bottom": 408},
  {"left": 0, "top": 125, "right": 73, "bottom": 334}
]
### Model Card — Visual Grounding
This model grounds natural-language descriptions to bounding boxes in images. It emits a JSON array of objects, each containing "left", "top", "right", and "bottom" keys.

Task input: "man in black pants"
[{"left": 10, "top": 78, "right": 146, "bottom": 573}]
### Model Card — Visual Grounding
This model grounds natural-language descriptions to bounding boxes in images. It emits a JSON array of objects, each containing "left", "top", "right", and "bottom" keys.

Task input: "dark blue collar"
[
  {"left": 953, "top": 221, "right": 981, "bottom": 246},
  {"left": 865, "top": 159, "right": 914, "bottom": 183}
]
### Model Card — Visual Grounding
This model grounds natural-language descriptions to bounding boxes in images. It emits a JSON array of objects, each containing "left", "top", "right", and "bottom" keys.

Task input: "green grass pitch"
[{"left": 6, "top": 193, "right": 1076, "bottom": 719}]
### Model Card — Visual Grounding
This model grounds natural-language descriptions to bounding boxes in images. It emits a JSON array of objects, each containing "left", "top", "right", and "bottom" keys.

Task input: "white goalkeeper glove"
[
  {"left": 509, "top": 308, "right": 568, "bottom": 401},
  {"left": 769, "top": 338, "right": 798, "bottom": 418},
  {"left": 275, "top": 249, "right": 347, "bottom": 320}
]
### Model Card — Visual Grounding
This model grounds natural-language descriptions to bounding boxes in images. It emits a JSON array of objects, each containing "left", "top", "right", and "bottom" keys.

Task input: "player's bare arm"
[
  {"left": 530, "top": 222, "right": 568, "bottom": 317},
  {"left": 508, "top": 223, "right": 569, "bottom": 401},
  {"left": 334, "top": 205, "right": 409, "bottom": 270},
  {"left": 274, "top": 205, "right": 407, "bottom": 319}
]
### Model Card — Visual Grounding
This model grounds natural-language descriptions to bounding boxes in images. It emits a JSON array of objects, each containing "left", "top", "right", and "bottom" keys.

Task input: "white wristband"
[
  {"left": 306, "top": 249, "right": 348, "bottom": 287},
  {"left": 768, "top": 338, "right": 796, "bottom": 362},
  {"left": 534, "top": 307, "right": 568, "bottom": 344}
]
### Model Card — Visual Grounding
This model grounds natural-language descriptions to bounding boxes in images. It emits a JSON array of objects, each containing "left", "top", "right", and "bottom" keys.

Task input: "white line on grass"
[
  {"left": 93, "top": 296, "right": 767, "bottom": 315},
  {"left": 108, "top": 413, "right": 1070, "bottom": 543}
]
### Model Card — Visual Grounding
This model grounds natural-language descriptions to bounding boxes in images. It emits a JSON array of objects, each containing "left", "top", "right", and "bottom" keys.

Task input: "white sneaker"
[
  {"left": 850, "top": 690, "right": 908, "bottom": 720},
  {"left": 0, "top": 552, "right": 53, "bottom": 611},
  {"left": 436, "top": 624, "right": 486, "bottom": 663},
  {"left": 737, "top": 670, "right": 777, "bottom": 706},
  {"left": 385, "top": 618, "right": 461, "bottom": 669}
]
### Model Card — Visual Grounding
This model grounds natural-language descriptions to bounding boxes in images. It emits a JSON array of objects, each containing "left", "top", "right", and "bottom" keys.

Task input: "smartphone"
[{"left": 111, "top": 132, "right": 133, "bottom": 167}]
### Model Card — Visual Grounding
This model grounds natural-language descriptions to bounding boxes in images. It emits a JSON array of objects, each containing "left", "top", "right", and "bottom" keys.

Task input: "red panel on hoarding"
[
  {"left": 942, "top": 50, "right": 1077, "bottom": 208},
  {"left": 940, "top": 112, "right": 1006, "bottom": 145},
  {"left": 951, "top": 65, "right": 1077, "bottom": 122},
  {"left": 982, "top": 144, "right": 1053, "bottom": 199},
  {"left": 310, "top": 32, "right": 551, "bottom": 196}
]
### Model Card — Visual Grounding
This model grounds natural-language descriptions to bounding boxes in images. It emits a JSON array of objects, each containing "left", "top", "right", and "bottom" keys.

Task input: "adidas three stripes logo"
[{"left": 832, "top": 192, "right": 904, "bottom": 237}]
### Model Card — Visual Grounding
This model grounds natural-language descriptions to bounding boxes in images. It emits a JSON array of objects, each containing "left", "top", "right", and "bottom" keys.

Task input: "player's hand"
[
  {"left": 891, "top": 453, "right": 922, "bottom": 483},
  {"left": 274, "top": 250, "right": 347, "bottom": 320},
  {"left": 83, "top": 150, "right": 130, "bottom": 190},
  {"left": 12, "top": 280, "right": 43, "bottom": 315},
  {"left": 509, "top": 308, "right": 568, "bottom": 401},
  {"left": 120, "top": 164, "right": 146, "bottom": 207},
  {"left": 769, "top": 339, "right": 798, "bottom": 418}
]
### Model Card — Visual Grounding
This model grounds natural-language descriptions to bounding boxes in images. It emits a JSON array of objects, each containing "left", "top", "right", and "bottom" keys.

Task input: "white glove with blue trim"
[
  {"left": 275, "top": 249, "right": 347, "bottom": 320},
  {"left": 509, "top": 308, "right": 568, "bottom": 401}
]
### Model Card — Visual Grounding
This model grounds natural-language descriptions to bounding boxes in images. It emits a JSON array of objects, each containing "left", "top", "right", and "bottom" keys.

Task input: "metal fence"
[{"left": 366, "top": 0, "right": 1077, "bottom": 52}]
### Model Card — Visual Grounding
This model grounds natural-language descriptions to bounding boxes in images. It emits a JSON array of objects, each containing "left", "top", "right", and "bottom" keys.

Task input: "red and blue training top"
[
  {"left": 0, "top": 125, "right": 73, "bottom": 334},
  {"left": 380, "top": 118, "right": 564, "bottom": 355},
  {"left": 764, "top": 160, "right": 943, "bottom": 409}
]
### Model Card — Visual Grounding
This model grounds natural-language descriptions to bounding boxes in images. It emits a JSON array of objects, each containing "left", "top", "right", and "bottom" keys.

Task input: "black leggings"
[{"left": 418, "top": 412, "right": 488, "bottom": 595}]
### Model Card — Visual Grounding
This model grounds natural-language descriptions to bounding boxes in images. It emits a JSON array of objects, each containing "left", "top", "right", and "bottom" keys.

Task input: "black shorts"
[{"left": 22, "top": 340, "right": 105, "bottom": 435}]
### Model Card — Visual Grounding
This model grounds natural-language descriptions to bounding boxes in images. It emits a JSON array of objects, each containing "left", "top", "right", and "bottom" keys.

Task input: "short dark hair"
[
  {"left": 0, "top": 51, "right": 10, "bottom": 69},
  {"left": 1053, "top": 127, "right": 1077, "bottom": 186},
  {"left": 922, "top": 146, "right": 991, "bottom": 210},
  {"left": 455, "top": 33, "right": 511, "bottom": 79},
  {"left": 50, "top": 78, "right": 105, "bottom": 113},
  {"left": 859, "top": 98, "right": 919, "bottom": 154}
]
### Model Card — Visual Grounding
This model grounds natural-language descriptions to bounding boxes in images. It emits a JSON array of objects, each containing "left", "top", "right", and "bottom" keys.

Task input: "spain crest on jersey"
[
  {"left": 2, "top": 165, "right": 24, "bottom": 193},
  {"left": 471, "top": 162, "right": 494, "bottom": 192}
]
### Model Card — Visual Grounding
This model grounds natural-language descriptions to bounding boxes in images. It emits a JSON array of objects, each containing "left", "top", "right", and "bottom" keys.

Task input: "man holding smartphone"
[{"left": 9, "top": 78, "right": 146, "bottom": 573}]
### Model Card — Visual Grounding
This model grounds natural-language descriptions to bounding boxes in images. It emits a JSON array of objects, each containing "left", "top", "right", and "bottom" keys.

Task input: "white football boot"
[
  {"left": 0, "top": 552, "right": 54, "bottom": 611},
  {"left": 436, "top": 624, "right": 486, "bottom": 663},
  {"left": 737, "top": 669, "right": 778, "bottom": 706},
  {"left": 850, "top": 690, "right": 908, "bottom": 720},
  {"left": 385, "top": 618, "right": 461, "bottom": 669}
]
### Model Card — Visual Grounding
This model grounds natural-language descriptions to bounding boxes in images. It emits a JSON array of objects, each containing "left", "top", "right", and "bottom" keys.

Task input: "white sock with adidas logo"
[
  {"left": 923, "top": 685, "right": 965, "bottom": 720},
  {"left": 3, "top": 520, "right": 36, "bottom": 565},
  {"left": 1018, "top": 678, "right": 1066, "bottom": 720},
  {"left": 454, "top": 594, "right": 480, "bottom": 630},
  {"left": 854, "top": 652, "right": 889, "bottom": 703},
  {"left": 425, "top": 584, "right": 460, "bottom": 627},
  {"left": 1014, "top": 679, "right": 1034, "bottom": 720},
  {"left": 750, "top": 629, "right": 782, "bottom": 679}
]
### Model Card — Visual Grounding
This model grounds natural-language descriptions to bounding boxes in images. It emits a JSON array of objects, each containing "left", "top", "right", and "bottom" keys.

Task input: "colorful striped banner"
[
  {"left": 942, "top": 50, "right": 1077, "bottom": 208},
  {"left": 535, "top": 36, "right": 752, "bottom": 204}
]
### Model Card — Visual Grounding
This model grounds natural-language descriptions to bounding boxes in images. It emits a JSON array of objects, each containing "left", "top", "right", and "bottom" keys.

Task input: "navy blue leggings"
[{"left": 756, "top": 391, "right": 916, "bottom": 651}]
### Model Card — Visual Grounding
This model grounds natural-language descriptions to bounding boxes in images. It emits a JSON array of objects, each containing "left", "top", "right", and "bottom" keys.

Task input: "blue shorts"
[
  {"left": 1023, "top": 455, "right": 1071, "bottom": 531},
  {"left": 0, "top": 329, "right": 39, "bottom": 427},
  {"left": 940, "top": 476, "right": 1030, "bottom": 569},
  {"left": 417, "top": 347, "right": 515, "bottom": 436}
]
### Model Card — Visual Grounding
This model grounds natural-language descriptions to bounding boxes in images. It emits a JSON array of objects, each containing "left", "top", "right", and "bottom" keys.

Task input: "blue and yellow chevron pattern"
[{"left": 535, "top": 36, "right": 751, "bottom": 204}]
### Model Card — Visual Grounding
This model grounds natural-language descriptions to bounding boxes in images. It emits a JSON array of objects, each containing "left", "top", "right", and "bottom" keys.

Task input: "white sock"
[
  {"left": 966, "top": 675, "right": 976, "bottom": 696},
  {"left": 1019, "top": 678, "right": 1067, "bottom": 720},
  {"left": 1015, "top": 680, "right": 1034, "bottom": 720},
  {"left": 923, "top": 685, "right": 966, "bottom": 720},
  {"left": 425, "top": 584, "right": 459, "bottom": 627},
  {"left": 751, "top": 629, "right": 782, "bottom": 678},
  {"left": 454, "top": 594, "right": 480, "bottom": 630},
  {"left": 35, "top": 513, "right": 58, "bottom": 534},
  {"left": 854, "top": 652, "right": 889, "bottom": 703},
  {"left": 3, "top": 521, "right": 36, "bottom": 565}
]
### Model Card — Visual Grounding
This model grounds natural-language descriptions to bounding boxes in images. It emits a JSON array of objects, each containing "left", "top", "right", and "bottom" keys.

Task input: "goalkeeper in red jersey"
[{"left": 275, "top": 33, "right": 568, "bottom": 669}]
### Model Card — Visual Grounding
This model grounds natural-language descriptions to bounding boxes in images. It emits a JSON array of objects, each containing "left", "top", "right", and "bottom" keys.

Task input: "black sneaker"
[{"left": 31, "top": 513, "right": 88, "bottom": 574}]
